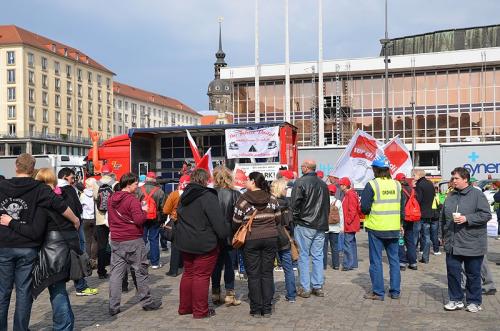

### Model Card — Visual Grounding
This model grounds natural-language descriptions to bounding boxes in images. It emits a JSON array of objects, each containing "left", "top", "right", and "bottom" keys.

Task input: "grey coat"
[{"left": 441, "top": 185, "right": 491, "bottom": 256}]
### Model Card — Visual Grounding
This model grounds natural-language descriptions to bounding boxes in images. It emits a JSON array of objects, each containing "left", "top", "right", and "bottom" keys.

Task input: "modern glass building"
[{"left": 220, "top": 25, "right": 500, "bottom": 167}]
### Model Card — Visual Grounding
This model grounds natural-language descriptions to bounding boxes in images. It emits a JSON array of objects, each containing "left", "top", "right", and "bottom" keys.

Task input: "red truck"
[{"left": 86, "top": 122, "right": 298, "bottom": 188}]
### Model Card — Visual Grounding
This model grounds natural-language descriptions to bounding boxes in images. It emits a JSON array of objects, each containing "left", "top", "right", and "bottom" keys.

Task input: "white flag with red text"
[
  {"left": 332, "top": 130, "right": 385, "bottom": 187},
  {"left": 186, "top": 130, "right": 201, "bottom": 164},
  {"left": 382, "top": 136, "right": 413, "bottom": 177}
]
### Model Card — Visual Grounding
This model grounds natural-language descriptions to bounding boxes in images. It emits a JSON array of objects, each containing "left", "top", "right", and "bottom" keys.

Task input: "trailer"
[
  {"left": 0, "top": 155, "right": 85, "bottom": 180},
  {"left": 86, "top": 122, "right": 298, "bottom": 190}
]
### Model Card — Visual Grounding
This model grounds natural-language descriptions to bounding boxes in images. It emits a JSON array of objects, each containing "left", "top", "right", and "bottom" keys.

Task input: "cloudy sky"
[{"left": 3, "top": 0, "right": 499, "bottom": 112}]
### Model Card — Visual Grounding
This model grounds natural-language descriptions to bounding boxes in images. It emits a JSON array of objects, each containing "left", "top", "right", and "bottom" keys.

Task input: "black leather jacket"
[
  {"left": 216, "top": 187, "right": 241, "bottom": 247},
  {"left": 291, "top": 172, "right": 330, "bottom": 231},
  {"left": 32, "top": 211, "right": 80, "bottom": 299}
]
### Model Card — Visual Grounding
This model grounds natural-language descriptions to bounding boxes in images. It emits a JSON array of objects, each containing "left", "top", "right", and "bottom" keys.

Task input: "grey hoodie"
[{"left": 441, "top": 185, "right": 491, "bottom": 256}]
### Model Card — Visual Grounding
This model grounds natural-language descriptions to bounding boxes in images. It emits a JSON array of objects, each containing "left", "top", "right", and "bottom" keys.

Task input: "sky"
[{"left": 3, "top": 0, "right": 500, "bottom": 112}]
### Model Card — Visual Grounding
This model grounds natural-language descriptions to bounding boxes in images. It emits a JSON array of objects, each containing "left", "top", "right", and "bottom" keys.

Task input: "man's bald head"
[{"left": 301, "top": 160, "right": 317, "bottom": 174}]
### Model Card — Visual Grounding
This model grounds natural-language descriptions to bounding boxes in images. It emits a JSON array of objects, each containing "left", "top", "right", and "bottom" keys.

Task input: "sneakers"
[
  {"left": 274, "top": 267, "right": 284, "bottom": 272},
  {"left": 297, "top": 287, "right": 311, "bottom": 298},
  {"left": 433, "top": 251, "right": 442, "bottom": 256},
  {"left": 143, "top": 300, "right": 162, "bottom": 311},
  {"left": 285, "top": 297, "right": 296, "bottom": 303},
  {"left": 408, "top": 264, "right": 418, "bottom": 270},
  {"left": 76, "top": 288, "right": 98, "bottom": 296},
  {"left": 444, "top": 301, "right": 464, "bottom": 311},
  {"left": 151, "top": 264, "right": 163, "bottom": 270},
  {"left": 465, "top": 303, "right": 483, "bottom": 313},
  {"left": 363, "top": 292, "right": 384, "bottom": 301},
  {"left": 311, "top": 288, "right": 325, "bottom": 297}
]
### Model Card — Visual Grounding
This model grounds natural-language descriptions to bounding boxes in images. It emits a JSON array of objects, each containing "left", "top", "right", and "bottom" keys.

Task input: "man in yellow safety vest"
[{"left": 360, "top": 156, "right": 405, "bottom": 301}]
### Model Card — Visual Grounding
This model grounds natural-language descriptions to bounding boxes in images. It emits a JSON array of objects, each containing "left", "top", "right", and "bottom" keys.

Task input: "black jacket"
[
  {"left": 60, "top": 184, "right": 83, "bottom": 221},
  {"left": 32, "top": 208, "right": 80, "bottom": 299},
  {"left": 0, "top": 177, "right": 68, "bottom": 248},
  {"left": 174, "top": 183, "right": 229, "bottom": 255},
  {"left": 415, "top": 177, "right": 435, "bottom": 219},
  {"left": 215, "top": 187, "right": 241, "bottom": 247},
  {"left": 291, "top": 172, "right": 330, "bottom": 231}
]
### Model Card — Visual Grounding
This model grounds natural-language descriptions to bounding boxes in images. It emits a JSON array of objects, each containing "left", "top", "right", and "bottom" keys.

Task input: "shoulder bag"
[{"left": 232, "top": 209, "right": 258, "bottom": 249}]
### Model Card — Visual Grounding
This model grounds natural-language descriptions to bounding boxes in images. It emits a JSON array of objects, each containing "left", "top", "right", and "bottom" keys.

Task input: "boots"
[
  {"left": 224, "top": 289, "right": 241, "bottom": 306},
  {"left": 211, "top": 288, "right": 222, "bottom": 305}
]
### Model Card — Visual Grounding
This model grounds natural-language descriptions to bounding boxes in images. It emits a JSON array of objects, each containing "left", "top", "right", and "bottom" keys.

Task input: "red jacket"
[
  {"left": 342, "top": 189, "right": 360, "bottom": 233},
  {"left": 108, "top": 191, "right": 147, "bottom": 242}
]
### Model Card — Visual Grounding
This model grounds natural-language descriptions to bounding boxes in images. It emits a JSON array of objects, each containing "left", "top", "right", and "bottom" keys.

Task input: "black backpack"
[{"left": 96, "top": 184, "right": 113, "bottom": 212}]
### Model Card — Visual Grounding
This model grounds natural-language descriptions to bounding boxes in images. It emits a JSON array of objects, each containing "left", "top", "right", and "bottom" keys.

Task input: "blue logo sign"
[
  {"left": 463, "top": 152, "right": 499, "bottom": 177},
  {"left": 468, "top": 152, "right": 479, "bottom": 162}
]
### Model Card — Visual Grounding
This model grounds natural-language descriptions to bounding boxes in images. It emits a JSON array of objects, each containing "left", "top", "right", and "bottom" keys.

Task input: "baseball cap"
[
  {"left": 316, "top": 170, "right": 324, "bottom": 179},
  {"left": 146, "top": 171, "right": 156, "bottom": 179},
  {"left": 327, "top": 184, "right": 337, "bottom": 194},
  {"left": 339, "top": 177, "right": 351, "bottom": 187},
  {"left": 372, "top": 156, "right": 390, "bottom": 168},
  {"left": 395, "top": 173, "right": 406, "bottom": 181}
]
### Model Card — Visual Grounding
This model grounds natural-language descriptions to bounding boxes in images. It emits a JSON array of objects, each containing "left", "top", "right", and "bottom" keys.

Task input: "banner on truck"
[
  {"left": 234, "top": 163, "right": 283, "bottom": 181},
  {"left": 225, "top": 127, "right": 280, "bottom": 159}
]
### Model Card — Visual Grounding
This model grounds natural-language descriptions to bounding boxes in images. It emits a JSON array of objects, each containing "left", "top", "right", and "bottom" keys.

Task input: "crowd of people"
[{"left": 0, "top": 152, "right": 498, "bottom": 330}]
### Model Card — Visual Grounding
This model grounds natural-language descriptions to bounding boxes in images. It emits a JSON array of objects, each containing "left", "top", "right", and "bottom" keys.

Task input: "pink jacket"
[
  {"left": 342, "top": 189, "right": 360, "bottom": 233},
  {"left": 108, "top": 191, "right": 147, "bottom": 242}
]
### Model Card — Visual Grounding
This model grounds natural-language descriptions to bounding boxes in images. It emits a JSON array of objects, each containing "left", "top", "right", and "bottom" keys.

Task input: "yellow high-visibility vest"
[{"left": 364, "top": 178, "right": 401, "bottom": 231}]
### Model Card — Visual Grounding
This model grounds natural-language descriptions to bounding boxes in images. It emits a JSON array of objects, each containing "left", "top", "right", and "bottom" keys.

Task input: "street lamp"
[{"left": 380, "top": 0, "right": 390, "bottom": 143}]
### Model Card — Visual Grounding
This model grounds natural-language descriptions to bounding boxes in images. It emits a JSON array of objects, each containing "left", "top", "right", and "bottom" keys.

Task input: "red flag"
[
  {"left": 186, "top": 130, "right": 201, "bottom": 164},
  {"left": 383, "top": 136, "right": 412, "bottom": 176},
  {"left": 350, "top": 135, "right": 378, "bottom": 161},
  {"left": 196, "top": 148, "right": 213, "bottom": 175}
]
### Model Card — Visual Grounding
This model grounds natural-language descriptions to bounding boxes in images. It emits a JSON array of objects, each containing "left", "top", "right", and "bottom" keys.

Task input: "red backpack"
[
  {"left": 403, "top": 188, "right": 421, "bottom": 222},
  {"left": 141, "top": 186, "right": 160, "bottom": 220}
]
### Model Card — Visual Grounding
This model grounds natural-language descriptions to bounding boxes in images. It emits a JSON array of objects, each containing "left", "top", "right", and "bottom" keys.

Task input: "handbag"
[
  {"left": 69, "top": 249, "right": 92, "bottom": 280},
  {"left": 232, "top": 210, "right": 258, "bottom": 249},
  {"left": 283, "top": 228, "right": 299, "bottom": 261}
]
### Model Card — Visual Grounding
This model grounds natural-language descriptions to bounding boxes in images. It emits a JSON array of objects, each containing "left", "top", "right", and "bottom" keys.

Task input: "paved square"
[{"left": 9, "top": 231, "right": 500, "bottom": 330}]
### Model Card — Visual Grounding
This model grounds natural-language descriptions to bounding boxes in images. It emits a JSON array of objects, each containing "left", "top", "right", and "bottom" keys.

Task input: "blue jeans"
[
  {"left": 430, "top": 221, "right": 440, "bottom": 252},
  {"left": 343, "top": 233, "right": 358, "bottom": 269},
  {"left": 367, "top": 231, "right": 400, "bottom": 298},
  {"left": 323, "top": 232, "right": 339, "bottom": 269},
  {"left": 49, "top": 281, "right": 74, "bottom": 331},
  {"left": 0, "top": 247, "right": 38, "bottom": 331},
  {"left": 143, "top": 221, "right": 160, "bottom": 266},
  {"left": 278, "top": 249, "right": 296, "bottom": 300},
  {"left": 74, "top": 225, "right": 89, "bottom": 292},
  {"left": 399, "top": 221, "right": 417, "bottom": 266},
  {"left": 413, "top": 220, "right": 421, "bottom": 249},
  {"left": 211, "top": 246, "right": 235, "bottom": 290},
  {"left": 294, "top": 225, "right": 325, "bottom": 292},
  {"left": 421, "top": 219, "right": 432, "bottom": 262},
  {"left": 446, "top": 254, "right": 483, "bottom": 305}
]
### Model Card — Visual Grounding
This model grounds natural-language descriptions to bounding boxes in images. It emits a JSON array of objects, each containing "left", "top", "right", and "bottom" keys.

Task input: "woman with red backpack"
[
  {"left": 339, "top": 177, "right": 360, "bottom": 271},
  {"left": 396, "top": 173, "right": 418, "bottom": 271}
]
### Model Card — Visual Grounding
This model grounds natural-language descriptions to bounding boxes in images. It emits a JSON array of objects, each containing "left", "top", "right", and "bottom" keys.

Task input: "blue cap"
[
  {"left": 372, "top": 156, "right": 390, "bottom": 168},
  {"left": 139, "top": 174, "right": 146, "bottom": 182}
]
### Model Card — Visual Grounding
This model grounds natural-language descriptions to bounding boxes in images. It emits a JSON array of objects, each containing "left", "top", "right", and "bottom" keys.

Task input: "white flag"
[{"left": 332, "top": 130, "right": 385, "bottom": 188}]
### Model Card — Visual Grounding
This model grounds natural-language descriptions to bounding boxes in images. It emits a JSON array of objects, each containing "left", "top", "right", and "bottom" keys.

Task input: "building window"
[
  {"left": 7, "top": 51, "right": 15, "bottom": 65},
  {"left": 42, "top": 74, "right": 48, "bottom": 89},
  {"left": 88, "top": 87, "right": 92, "bottom": 99},
  {"left": 67, "top": 113, "right": 72, "bottom": 125},
  {"left": 78, "top": 100, "right": 83, "bottom": 112},
  {"left": 88, "top": 102, "right": 92, "bottom": 114},
  {"left": 67, "top": 129, "right": 72, "bottom": 137},
  {"left": 97, "top": 74, "right": 102, "bottom": 87},
  {"left": 106, "top": 77, "right": 111, "bottom": 89},
  {"left": 7, "top": 69, "right": 15, "bottom": 83},
  {"left": 55, "top": 111, "right": 60, "bottom": 124},
  {"left": 107, "top": 122, "right": 111, "bottom": 132},
  {"left": 8, "top": 124, "right": 16, "bottom": 136},
  {"left": 55, "top": 78, "right": 61, "bottom": 91},
  {"left": 43, "top": 109, "right": 49, "bottom": 123},
  {"left": 29, "top": 124, "right": 35, "bottom": 136},
  {"left": 66, "top": 81, "right": 73, "bottom": 94},
  {"left": 107, "top": 92, "right": 111, "bottom": 104},
  {"left": 66, "top": 65, "right": 71, "bottom": 78},
  {"left": 28, "top": 53, "right": 34, "bottom": 67},
  {"left": 8, "top": 87, "right": 16, "bottom": 101},
  {"left": 27, "top": 88, "right": 35, "bottom": 103},
  {"left": 125, "top": 101, "right": 129, "bottom": 110},
  {"left": 42, "top": 91, "right": 48, "bottom": 106},
  {"left": 42, "top": 126, "right": 48, "bottom": 136},
  {"left": 77, "top": 69, "right": 82, "bottom": 82},
  {"left": 78, "top": 84, "right": 82, "bottom": 97},
  {"left": 98, "top": 104, "right": 102, "bottom": 116},
  {"left": 87, "top": 71, "right": 92, "bottom": 83},
  {"left": 28, "top": 71, "right": 35, "bottom": 85},
  {"left": 89, "top": 117, "right": 93, "bottom": 129},
  {"left": 78, "top": 115, "right": 82, "bottom": 128},
  {"left": 125, "top": 114, "right": 129, "bottom": 122},
  {"left": 41, "top": 57, "right": 48, "bottom": 71},
  {"left": 67, "top": 96, "right": 72, "bottom": 110},
  {"left": 106, "top": 106, "right": 111, "bottom": 118},
  {"left": 29, "top": 106, "right": 35, "bottom": 121},
  {"left": 118, "top": 100, "right": 122, "bottom": 109},
  {"left": 118, "top": 113, "right": 122, "bottom": 121},
  {"left": 54, "top": 61, "right": 60, "bottom": 75},
  {"left": 55, "top": 94, "right": 61, "bottom": 108},
  {"left": 8, "top": 105, "right": 16, "bottom": 119},
  {"left": 98, "top": 90, "right": 102, "bottom": 102},
  {"left": 55, "top": 128, "right": 60, "bottom": 136},
  {"left": 98, "top": 121, "right": 102, "bottom": 130}
]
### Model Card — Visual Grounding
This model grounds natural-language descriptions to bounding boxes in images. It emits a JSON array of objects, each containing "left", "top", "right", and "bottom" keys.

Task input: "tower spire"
[{"left": 214, "top": 17, "right": 226, "bottom": 79}]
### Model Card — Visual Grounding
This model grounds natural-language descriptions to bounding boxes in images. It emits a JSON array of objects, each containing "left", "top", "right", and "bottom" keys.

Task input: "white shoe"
[
  {"left": 433, "top": 251, "right": 442, "bottom": 256},
  {"left": 274, "top": 267, "right": 284, "bottom": 272},
  {"left": 444, "top": 301, "right": 464, "bottom": 311},
  {"left": 151, "top": 264, "right": 163, "bottom": 269},
  {"left": 465, "top": 303, "right": 483, "bottom": 313}
]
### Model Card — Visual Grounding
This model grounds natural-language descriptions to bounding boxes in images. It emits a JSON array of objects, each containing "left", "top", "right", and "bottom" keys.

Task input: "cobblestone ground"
[{"left": 8, "top": 231, "right": 500, "bottom": 330}]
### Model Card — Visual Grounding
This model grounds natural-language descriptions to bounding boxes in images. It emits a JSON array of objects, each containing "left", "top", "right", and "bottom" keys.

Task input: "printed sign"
[
  {"left": 225, "top": 127, "right": 280, "bottom": 159},
  {"left": 234, "top": 163, "right": 283, "bottom": 181}
]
